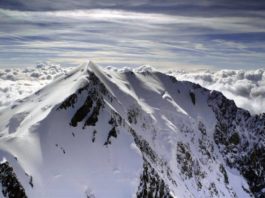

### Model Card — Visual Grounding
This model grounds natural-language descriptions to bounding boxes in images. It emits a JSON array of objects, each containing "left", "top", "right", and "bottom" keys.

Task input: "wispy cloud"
[{"left": 0, "top": 6, "right": 265, "bottom": 70}]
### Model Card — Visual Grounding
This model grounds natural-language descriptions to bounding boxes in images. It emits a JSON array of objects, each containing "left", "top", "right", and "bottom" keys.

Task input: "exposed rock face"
[
  {"left": 137, "top": 160, "right": 173, "bottom": 198},
  {"left": 209, "top": 90, "right": 265, "bottom": 198},
  {"left": 0, "top": 162, "right": 27, "bottom": 198}
]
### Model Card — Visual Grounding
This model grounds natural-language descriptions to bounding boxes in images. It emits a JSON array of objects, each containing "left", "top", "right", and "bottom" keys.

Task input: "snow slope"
[{"left": 0, "top": 61, "right": 264, "bottom": 198}]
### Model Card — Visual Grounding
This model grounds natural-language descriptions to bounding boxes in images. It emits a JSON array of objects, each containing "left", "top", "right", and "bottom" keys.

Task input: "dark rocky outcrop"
[
  {"left": 0, "top": 162, "right": 27, "bottom": 198},
  {"left": 189, "top": 92, "right": 196, "bottom": 105},
  {"left": 57, "top": 94, "right": 77, "bottom": 110},
  {"left": 136, "top": 160, "right": 173, "bottom": 198},
  {"left": 70, "top": 95, "right": 93, "bottom": 127},
  {"left": 104, "top": 127, "right": 117, "bottom": 145},
  {"left": 83, "top": 99, "right": 102, "bottom": 128},
  {"left": 208, "top": 90, "right": 265, "bottom": 198}
]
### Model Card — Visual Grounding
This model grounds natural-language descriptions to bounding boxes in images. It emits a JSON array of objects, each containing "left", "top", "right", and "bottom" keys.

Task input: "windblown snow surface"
[{"left": 0, "top": 61, "right": 264, "bottom": 198}]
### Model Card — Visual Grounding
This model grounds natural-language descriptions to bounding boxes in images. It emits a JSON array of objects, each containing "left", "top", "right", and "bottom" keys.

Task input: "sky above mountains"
[{"left": 0, "top": 0, "right": 265, "bottom": 70}]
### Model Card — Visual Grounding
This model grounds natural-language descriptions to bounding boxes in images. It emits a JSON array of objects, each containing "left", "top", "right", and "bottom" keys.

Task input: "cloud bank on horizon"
[
  {"left": 0, "top": 0, "right": 265, "bottom": 70},
  {"left": 0, "top": 63, "right": 70, "bottom": 109}
]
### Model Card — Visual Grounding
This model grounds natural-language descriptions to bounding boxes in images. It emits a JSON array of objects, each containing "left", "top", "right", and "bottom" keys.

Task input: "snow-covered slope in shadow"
[{"left": 0, "top": 61, "right": 264, "bottom": 198}]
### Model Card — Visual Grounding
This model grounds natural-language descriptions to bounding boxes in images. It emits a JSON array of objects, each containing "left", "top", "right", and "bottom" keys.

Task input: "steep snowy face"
[{"left": 0, "top": 61, "right": 264, "bottom": 198}]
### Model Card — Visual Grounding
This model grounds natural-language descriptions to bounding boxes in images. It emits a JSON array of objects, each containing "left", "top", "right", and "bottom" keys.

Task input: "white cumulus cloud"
[
  {"left": 172, "top": 69, "right": 265, "bottom": 114},
  {"left": 0, "top": 63, "right": 72, "bottom": 109}
]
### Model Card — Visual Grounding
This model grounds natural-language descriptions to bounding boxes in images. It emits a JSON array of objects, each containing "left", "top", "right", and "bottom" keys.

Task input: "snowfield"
[{"left": 0, "top": 61, "right": 264, "bottom": 198}]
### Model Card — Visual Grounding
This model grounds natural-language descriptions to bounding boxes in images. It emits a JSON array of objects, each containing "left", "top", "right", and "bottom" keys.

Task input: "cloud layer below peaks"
[{"left": 172, "top": 69, "right": 265, "bottom": 115}]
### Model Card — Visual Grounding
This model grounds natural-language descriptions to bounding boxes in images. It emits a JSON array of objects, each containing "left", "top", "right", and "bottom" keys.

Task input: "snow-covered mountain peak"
[{"left": 0, "top": 62, "right": 264, "bottom": 198}]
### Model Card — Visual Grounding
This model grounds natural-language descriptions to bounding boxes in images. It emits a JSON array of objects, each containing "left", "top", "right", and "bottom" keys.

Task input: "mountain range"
[{"left": 0, "top": 61, "right": 264, "bottom": 198}]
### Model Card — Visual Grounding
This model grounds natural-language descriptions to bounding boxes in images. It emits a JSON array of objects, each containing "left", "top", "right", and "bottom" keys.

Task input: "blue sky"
[{"left": 0, "top": 0, "right": 265, "bottom": 70}]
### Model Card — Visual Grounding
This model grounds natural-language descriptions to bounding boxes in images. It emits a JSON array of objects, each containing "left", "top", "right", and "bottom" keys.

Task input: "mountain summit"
[{"left": 0, "top": 61, "right": 264, "bottom": 198}]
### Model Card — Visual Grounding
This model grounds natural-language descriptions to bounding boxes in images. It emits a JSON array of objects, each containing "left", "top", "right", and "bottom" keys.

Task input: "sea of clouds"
[
  {"left": 0, "top": 64, "right": 264, "bottom": 115},
  {"left": 172, "top": 69, "right": 265, "bottom": 115},
  {"left": 0, "top": 63, "right": 71, "bottom": 110}
]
